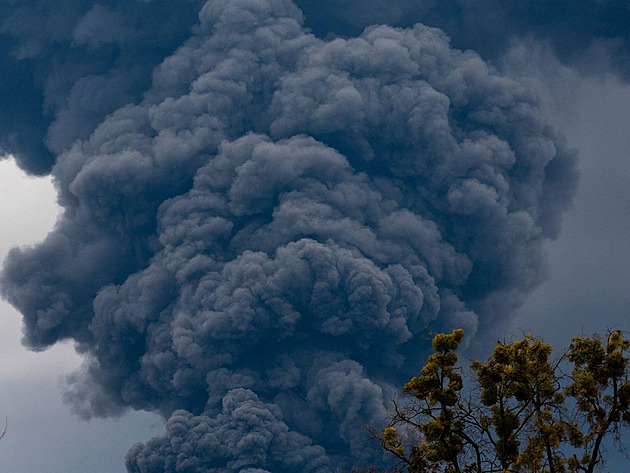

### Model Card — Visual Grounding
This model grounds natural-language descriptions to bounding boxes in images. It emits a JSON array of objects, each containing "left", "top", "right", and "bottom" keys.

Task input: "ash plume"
[
  {"left": 295, "top": 0, "right": 630, "bottom": 79},
  {"left": 1, "top": 0, "right": 578, "bottom": 471},
  {"left": 0, "top": 0, "right": 627, "bottom": 176},
  {"left": 0, "top": 0, "right": 204, "bottom": 174}
]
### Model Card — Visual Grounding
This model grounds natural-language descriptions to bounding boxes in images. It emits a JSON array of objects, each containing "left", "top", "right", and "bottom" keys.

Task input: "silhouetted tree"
[{"left": 372, "top": 329, "right": 630, "bottom": 473}]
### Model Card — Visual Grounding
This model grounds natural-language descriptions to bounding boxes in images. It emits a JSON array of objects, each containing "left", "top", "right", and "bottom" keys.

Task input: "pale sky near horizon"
[{"left": 511, "top": 74, "right": 630, "bottom": 349}]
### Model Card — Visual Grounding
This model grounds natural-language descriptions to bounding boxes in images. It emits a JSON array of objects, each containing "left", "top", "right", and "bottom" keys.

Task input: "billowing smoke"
[
  {"left": 0, "top": 0, "right": 205, "bottom": 174},
  {"left": 295, "top": 0, "right": 630, "bottom": 79},
  {"left": 1, "top": 0, "right": 578, "bottom": 471},
  {"left": 0, "top": 0, "right": 627, "bottom": 176}
]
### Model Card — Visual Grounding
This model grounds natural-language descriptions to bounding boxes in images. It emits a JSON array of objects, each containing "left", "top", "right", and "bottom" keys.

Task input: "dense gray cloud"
[
  {"left": 0, "top": 0, "right": 627, "bottom": 176},
  {"left": 1, "top": 0, "right": 578, "bottom": 470},
  {"left": 0, "top": 0, "right": 204, "bottom": 174},
  {"left": 296, "top": 0, "right": 630, "bottom": 78},
  {"left": 125, "top": 389, "right": 330, "bottom": 473}
]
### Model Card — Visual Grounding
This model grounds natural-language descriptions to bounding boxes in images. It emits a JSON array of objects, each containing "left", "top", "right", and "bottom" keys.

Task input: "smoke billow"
[
  {"left": 1, "top": 0, "right": 578, "bottom": 471},
  {"left": 0, "top": 0, "right": 627, "bottom": 176},
  {"left": 295, "top": 0, "right": 630, "bottom": 79},
  {"left": 0, "top": 0, "right": 204, "bottom": 174}
]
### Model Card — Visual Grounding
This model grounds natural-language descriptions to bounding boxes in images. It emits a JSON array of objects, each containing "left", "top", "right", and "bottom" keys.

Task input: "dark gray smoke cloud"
[
  {"left": 0, "top": 0, "right": 627, "bottom": 177},
  {"left": 126, "top": 389, "right": 331, "bottom": 473},
  {"left": 0, "top": 0, "right": 204, "bottom": 174},
  {"left": 296, "top": 0, "right": 630, "bottom": 78},
  {"left": 1, "top": 0, "right": 578, "bottom": 470}
]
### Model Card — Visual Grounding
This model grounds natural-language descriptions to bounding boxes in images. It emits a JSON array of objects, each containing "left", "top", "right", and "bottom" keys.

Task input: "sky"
[
  {"left": 0, "top": 1, "right": 629, "bottom": 472},
  {"left": 511, "top": 73, "right": 630, "bottom": 347}
]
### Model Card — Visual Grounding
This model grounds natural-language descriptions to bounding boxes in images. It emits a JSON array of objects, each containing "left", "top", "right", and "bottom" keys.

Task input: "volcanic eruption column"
[{"left": 0, "top": 0, "right": 578, "bottom": 471}]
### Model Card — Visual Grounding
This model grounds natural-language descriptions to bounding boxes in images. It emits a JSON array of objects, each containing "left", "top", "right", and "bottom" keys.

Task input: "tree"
[
  {"left": 374, "top": 329, "right": 630, "bottom": 473},
  {"left": 0, "top": 415, "right": 6, "bottom": 440}
]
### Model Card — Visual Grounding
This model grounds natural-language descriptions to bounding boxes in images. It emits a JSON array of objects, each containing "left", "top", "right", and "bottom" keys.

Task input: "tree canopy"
[{"left": 374, "top": 329, "right": 630, "bottom": 473}]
